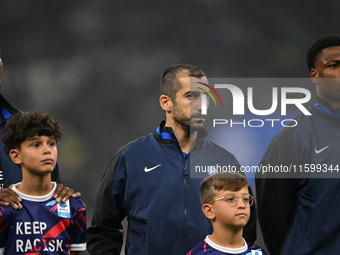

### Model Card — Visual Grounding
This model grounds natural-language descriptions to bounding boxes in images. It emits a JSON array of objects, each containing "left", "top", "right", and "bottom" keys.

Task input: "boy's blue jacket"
[{"left": 87, "top": 121, "right": 256, "bottom": 255}]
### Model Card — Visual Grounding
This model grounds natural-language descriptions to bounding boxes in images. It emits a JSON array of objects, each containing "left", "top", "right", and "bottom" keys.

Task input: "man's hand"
[
  {"left": 0, "top": 187, "right": 22, "bottom": 209},
  {"left": 53, "top": 183, "right": 81, "bottom": 203}
]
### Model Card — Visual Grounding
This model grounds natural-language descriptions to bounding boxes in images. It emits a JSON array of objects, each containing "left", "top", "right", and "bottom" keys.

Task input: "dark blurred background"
[{"left": 1, "top": 0, "right": 339, "bottom": 253}]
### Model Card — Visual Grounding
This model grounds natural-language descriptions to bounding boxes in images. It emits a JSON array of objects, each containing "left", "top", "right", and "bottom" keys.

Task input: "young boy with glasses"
[{"left": 187, "top": 172, "right": 267, "bottom": 255}]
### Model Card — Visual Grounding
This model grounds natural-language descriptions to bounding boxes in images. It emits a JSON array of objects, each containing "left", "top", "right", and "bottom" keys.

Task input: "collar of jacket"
[
  {"left": 0, "top": 93, "right": 20, "bottom": 126},
  {"left": 153, "top": 120, "right": 208, "bottom": 144},
  {"left": 315, "top": 97, "right": 340, "bottom": 121}
]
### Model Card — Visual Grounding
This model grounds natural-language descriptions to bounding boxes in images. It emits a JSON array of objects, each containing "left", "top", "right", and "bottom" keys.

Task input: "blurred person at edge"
[
  {"left": 256, "top": 35, "right": 340, "bottom": 255},
  {"left": 0, "top": 51, "right": 80, "bottom": 209},
  {"left": 87, "top": 64, "right": 256, "bottom": 255}
]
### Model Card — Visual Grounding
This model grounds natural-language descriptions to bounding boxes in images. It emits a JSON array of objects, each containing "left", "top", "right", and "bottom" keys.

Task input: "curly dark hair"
[
  {"left": 160, "top": 64, "right": 206, "bottom": 101},
  {"left": 2, "top": 111, "right": 64, "bottom": 155},
  {"left": 306, "top": 35, "right": 340, "bottom": 71}
]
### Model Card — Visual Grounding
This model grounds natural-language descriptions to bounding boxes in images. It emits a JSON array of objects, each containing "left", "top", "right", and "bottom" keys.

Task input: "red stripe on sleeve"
[{"left": 43, "top": 219, "right": 71, "bottom": 239}]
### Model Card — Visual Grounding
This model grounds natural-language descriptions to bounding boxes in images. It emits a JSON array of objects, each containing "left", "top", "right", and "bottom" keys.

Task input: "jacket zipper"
[
  {"left": 182, "top": 155, "right": 189, "bottom": 254},
  {"left": 170, "top": 129, "right": 190, "bottom": 254}
]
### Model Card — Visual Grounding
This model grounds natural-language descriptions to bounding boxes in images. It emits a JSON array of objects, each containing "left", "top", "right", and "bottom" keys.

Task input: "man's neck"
[
  {"left": 164, "top": 120, "right": 198, "bottom": 154},
  {"left": 318, "top": 96, "right": 340, "bottom": 110}
]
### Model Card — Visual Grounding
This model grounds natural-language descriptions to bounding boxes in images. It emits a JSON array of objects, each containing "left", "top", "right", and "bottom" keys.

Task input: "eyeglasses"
[{"left": 208, "top": 194, "right": 254, "bottom": 207}]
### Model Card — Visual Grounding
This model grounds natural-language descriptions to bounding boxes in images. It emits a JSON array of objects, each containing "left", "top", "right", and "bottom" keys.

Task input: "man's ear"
[
  {"left": 310, "top": 68, "right": 319, "bottom": 84},
  {"left": 159, "top": 95, "right": 173, "bottom": 112},
  {"left": 9, "top": 149, "right": 22, "bottom": 165},
  {"left": 202, "top": 203, "right": 216, "bottom": 220}
]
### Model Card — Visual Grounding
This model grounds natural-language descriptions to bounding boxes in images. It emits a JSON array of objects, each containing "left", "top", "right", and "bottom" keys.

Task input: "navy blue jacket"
[
  {"left": 0, "top": 94, "right": 60, "bottom": 189},
  {"left": 256, "top": 99, "right": 340, "bottom": 255},
  {"left": 87, "top": 121, "right": 256, "bottom": 255}
]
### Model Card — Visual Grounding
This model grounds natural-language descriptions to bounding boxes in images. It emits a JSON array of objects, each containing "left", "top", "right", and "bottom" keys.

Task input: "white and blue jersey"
[
  {"left": 0, "top": 182, "right": 86, "bottom": 254},
  {"left": 187, "top": 236, "right": 267, "bottom": 255}
]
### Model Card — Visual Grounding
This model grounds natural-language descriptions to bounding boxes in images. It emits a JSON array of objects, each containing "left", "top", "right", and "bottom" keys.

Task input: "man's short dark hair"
[
  {"left": 160, "top": 64, "right": 206, "bottom": 101},
  {"left": 307, "top": 35, "right": 340, "bottom": 71},
  {"left": 2, "top": 111, "right": 64, "bottom": 154}
]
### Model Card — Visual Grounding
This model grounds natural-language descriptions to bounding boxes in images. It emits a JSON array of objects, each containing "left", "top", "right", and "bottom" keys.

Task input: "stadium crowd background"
[{"left": 0, "top": 1, "right": 339, "bottom": 253}]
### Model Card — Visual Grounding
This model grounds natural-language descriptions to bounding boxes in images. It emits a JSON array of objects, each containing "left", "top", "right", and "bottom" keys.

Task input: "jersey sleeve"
[
  {"left": 247, "top": 241, "right": 269, "bottom": 255},
  {"left": 69, "top": 199, "right": 87, "bottom": 251},
  {"left": 0, "top": 207, "right": 11, "bottom": 253}
]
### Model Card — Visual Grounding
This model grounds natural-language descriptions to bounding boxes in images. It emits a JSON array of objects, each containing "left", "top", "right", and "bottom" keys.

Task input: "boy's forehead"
[
  {"left": 26, "top": 135, "right": 55, "bottom": 140},
  {"left": 26, "top": 135, "right": 41, "bottom": 140},
  {"left": 217, "top": 186, "right": 249, "bottom": 193}
]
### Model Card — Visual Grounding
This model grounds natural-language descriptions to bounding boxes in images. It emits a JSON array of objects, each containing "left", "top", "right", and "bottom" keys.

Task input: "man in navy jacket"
[
  {"left": 87, "top": 64, "right": 256, "bottom": 255},
  {"left": 256, "top": 35, "right": 340, "bottom": 255}
]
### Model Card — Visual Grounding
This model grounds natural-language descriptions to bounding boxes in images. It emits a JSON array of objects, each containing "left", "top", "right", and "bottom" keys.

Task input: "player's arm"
[
  {"left": 0, "top": 186, "right": 22, "bottom": 209},
  {"left": 53, "top": 183, "right": 81, "bottom": 203},
  {"left": 0, "top": 183, "right": 81, "bottom": 209},
  {"left": 256, "top": 174, "right": 297, "bottom": 255},
  {"left": 255, "top": 130, "right": 298, "bottom": 255},
  {"left": 87, "top": 148, "right": 129, "bottom": 255}
]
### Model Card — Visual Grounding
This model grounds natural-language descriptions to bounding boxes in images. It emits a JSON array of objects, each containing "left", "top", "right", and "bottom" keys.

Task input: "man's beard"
[{"left": 173, "top": 107, "right": 204, "bottom": 136}]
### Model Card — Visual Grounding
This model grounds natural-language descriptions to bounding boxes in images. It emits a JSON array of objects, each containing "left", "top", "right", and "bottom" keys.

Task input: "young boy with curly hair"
[{"left": 0, "top": 111, "right": 86, "bottom": 255}]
